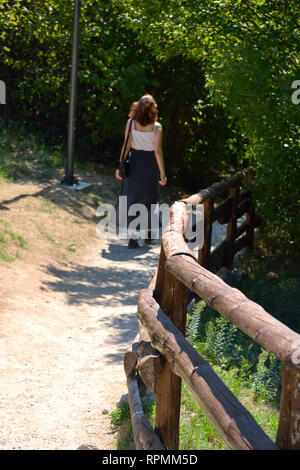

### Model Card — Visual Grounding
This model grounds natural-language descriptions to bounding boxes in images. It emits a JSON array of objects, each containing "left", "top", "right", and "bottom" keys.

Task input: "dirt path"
[
  {"left": 0, "top": 167, "right": 229, "bottom": 450},
  {"left": 0, "top": 171, "right": 163, "bottom": 450},
  {"left": 0, "top": 234, "right": 162, "bottom": 450}
]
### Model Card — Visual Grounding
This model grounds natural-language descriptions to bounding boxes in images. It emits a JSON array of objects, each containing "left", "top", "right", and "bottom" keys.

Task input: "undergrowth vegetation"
[
  {"left": 0, "top": 118, "right": 65, "bottom": 181},
  {"left": 187, "top": 302, "right": 282, "bottom": 406}
]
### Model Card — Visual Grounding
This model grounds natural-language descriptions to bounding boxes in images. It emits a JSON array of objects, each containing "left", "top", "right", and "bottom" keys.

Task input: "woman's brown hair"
[{"left": 129, "top": 94, "right": 158, "bottom": 126}]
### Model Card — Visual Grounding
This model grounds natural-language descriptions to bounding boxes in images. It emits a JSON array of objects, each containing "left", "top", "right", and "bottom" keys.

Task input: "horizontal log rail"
[
  {"left": 181, "top": 166, "right": 254, "bottom": 206},
  {"left": 138, "top": 289, "right": 277, "bottom": 450},
  {"left": 166, "top": 254, "right": 300, "bottom": 366},
  {"left": 124, "top": 168, "right": 300, "bottom": 450},
  {"left": 124, "top": 335, "right": 165, "bottom": 450}
]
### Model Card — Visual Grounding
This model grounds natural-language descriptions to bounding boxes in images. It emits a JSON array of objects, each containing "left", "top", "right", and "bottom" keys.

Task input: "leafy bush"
[
  {"left": 251, "top": 350, "right": 281, "bottom": 404},
  {"left": 1, "top": 0, "right": 298, "bottom": 248},
  {"left": 185, "top": 201, "right": 299, "bottom": 410},
  {"left": 121, "top": 0, "right": 300, "bottom": 250},
  {"left": 0, "top": 117, "right": 65, "bottom": 179},
  {"left": 187, "top": 301, "right": 282, "bottom": 406},
  {"left": 0, "top": 0, "right": 245, "bottom": 188}
]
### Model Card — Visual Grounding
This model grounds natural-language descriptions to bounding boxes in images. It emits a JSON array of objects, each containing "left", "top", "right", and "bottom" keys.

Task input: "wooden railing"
[{"left": 123, "top": 168, "right": 300, "bottom": 451}]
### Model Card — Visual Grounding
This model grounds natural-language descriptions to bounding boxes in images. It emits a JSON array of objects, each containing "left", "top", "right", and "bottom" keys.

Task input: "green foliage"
[
  {"left": 0, "top": 118, "right": 65, "bottom": 180},
  {"left": 202, "top": 313, "right": 282, "bottom": 404},
  {"left": 110, "top": 371, "right": 278, "bottom": 450},
  {"left": 180, "top": 382, "right": 228, "bottom": 450},
  {"left": 231, "top": 246, "right": 300, "bottom": 332},
  {"left": 110, "top": 396, "right": 155, "bottom": 450},
  {"left": 110, "top": 401, "right": 131, "bottom": 428},
  {"left": 186, "top": 238, "right": 300, "bottom": 408},
  {"left": 0, "top": 0, "right": 298, "bottom": 246},
  {"left": 186, "top": 300, "right": 206, "bottom": 343},
  {"left": 251, "top": 350, "right": 281, "bottom": 404},
  {"left": 181, "top": 367, "right": 278, "bottom": 449},
  {"left": 122, "top": 0, "right": 300, "bottom": 250},
  {"left": 0, "top": 0, "right": 244, "bottom": 189},
  {"left": 186, "top": 297, "right": 283, "bottom": 406},
  {"left": 0, "top": 217, "right": 27, "bottom": 262}
]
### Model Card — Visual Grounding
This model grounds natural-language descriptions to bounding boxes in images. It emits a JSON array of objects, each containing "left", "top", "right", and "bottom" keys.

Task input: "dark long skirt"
[{"left": 115, "top": 149, "right": 160, "bottom": 235}]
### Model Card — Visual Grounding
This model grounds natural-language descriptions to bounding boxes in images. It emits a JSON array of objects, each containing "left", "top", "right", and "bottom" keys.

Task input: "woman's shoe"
[{"left": 128, "top": 238, "right": 139, "bottom": 249}]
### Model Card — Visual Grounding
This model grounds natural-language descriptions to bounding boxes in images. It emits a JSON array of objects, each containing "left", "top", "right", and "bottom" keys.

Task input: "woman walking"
[{"left": 115, "top": 94, "right": 167, "bottom": 248}]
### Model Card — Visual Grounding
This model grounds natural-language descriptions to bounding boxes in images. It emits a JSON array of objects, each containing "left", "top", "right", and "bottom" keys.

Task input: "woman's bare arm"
[{"left": 154, "top": 123, "right": 167, "bottom": 185}]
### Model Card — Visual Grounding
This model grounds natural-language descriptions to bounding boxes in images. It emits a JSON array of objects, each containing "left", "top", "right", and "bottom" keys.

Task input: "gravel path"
[{"left": 0, "top": 236, "right": 161, "bottom": 450}]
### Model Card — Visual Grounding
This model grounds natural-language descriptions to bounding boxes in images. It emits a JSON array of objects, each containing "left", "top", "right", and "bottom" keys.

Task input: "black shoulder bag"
[{"left": 119, "top": 119, "right": 133, "bottom": 179}]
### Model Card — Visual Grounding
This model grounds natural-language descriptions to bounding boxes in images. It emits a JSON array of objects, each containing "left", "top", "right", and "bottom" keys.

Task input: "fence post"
[
  {"left": 225, "top": 186, "right": 240, "bottom": 268},
  {"left": 276, "top": 364, "right": 300, "bottom": 449},
  {"left": 198, "top": 198, "right": 214, "bottom": 269},
  {"left": 154, "top": 245, "right": 189, "bottom": 450},
  {"left": 153, "top": 246, "right": 166, "bottom": 303}
]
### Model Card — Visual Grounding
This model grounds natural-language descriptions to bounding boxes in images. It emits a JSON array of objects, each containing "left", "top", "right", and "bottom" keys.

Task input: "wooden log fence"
[
  {"left": 123, "top": 168, "right": 300, "bottom": 450},
  {"left": 124, "top": 335, "right": 165, "bottom": 450},
  {"left": 138, "top": 290, "right": 277, "bottom": 450}
]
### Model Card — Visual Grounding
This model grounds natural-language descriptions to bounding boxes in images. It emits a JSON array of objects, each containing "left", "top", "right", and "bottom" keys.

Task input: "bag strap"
[{"left": 120, "top": 119, "right": 133, "bottom": 162}]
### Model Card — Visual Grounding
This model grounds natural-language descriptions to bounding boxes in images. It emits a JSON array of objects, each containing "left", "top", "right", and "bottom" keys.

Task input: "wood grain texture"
[
  {"left": 153, "top": 264, "right": 189, "bottom": 450},
  {"left": 276, "top": 364, "right": 300, "bottom": 449},
  {"left": 198, "top": 198, "right": 214, "bottom": 269},
  {"left": 138, "top": 290, "right": 278, "bottom": 450},
  {"left": 127, "top": 368, "right": 165, "bottom": 450},
  {"left": 165, "top": 254, "right": 300, "bottom": 365},
  {"left": 181, "top": 167, "right": 254, "bottom": 206},
  {"left": 137, "top": 324, "right": 160, "bottom": 394}
]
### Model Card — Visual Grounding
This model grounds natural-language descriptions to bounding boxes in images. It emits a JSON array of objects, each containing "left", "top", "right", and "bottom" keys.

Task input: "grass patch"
[
  {"left": 37, "top": 224, "right": 60, "bottom": 246},
  {"left": 110, "top": 370, "right": 278, "bottom": 451},
  {"left": 38, "top": 197, "right": 57, "bottom": 214},
  {"left": 0, "top": 218, "right": 28, "bottom": 262},
  {"left": 180, "top": 381, "right": 228, "bottom": 450},
  {"left": 179, "top": 368, "right": 278, "bottom": 450},
  {"left": 110, "top": 396, "right": 155, "bottom": 450}
]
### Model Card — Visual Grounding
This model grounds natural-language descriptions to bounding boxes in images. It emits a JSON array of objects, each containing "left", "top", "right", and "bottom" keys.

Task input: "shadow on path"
[
  {"left": 42, "top": 261, "right": 154, "bottom": 307},
  {"left": 40, "top": 240, "right": 160, "bottom": 363},
  {"left": 100, "top": 241, "right": 160, "bottom": 264},
  {"left": 0, "top": 179, "right": 112, "bottom": 223}
]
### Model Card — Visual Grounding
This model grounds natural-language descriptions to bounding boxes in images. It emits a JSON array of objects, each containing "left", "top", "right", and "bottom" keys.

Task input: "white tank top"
[{"left": 131, "top": 120, "right": 158, "bottom": 151}]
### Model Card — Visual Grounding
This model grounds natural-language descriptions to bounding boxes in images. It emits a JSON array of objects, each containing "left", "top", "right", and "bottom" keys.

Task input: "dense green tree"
[
  {"left": 0, "top": 0, "right": 240, "bottom": 185},
  {"left": 0, "top": 0, "right": 299, "bottom": 248},
  {"left": 120, "top": 0, "right": 300, "bottom": 248}
]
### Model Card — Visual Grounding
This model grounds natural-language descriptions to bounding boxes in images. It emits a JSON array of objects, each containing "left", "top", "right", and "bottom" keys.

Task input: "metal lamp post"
[{"left": 61, "top": 0, "right": 91, "bottom": 190}]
